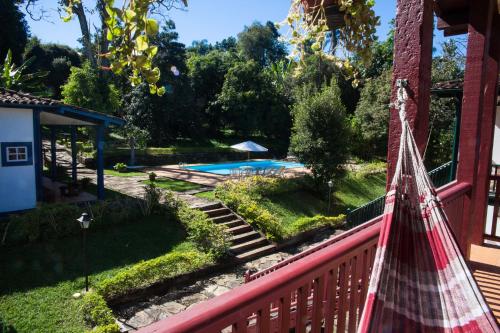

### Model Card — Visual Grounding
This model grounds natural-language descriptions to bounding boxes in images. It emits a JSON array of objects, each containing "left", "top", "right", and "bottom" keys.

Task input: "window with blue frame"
[{"left": 1, "top": 142, "right": 33, "bottom": 166}]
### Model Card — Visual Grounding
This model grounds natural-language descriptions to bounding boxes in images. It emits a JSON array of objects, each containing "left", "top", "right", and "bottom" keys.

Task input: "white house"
[{"left": 0, "top": 89, "right": 124, "bottom": 214}]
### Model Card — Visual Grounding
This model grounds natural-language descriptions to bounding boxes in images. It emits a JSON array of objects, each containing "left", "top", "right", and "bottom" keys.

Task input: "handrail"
[
  {"left": 138, "top": 223, "right": 380, "bottom": 333},
  {"left": 246, "top": 215, "right": 382, "bottom": 282},
  {"left": 247, "top": 181, "right": 471, "bottom": 283},
  {"left": 137, "top": 182, "right": 471, "bottom": 333}
]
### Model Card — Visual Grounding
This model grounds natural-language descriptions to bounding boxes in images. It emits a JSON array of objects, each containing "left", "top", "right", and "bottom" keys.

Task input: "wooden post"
[
  {"left": 457, "top": 0, "right": 496, "bottom": 255},
  {"left": 50, "top": 127, "right": 57, "bottom": 180},
  {"left": 96, "top": 125, "right": 105, "bottom": 200},
  {"left": 71, "top": 126, "right": 78, "bottom": 183},
  {"left": 33, "top": 109, "right": 42, "bottom": 201},
  {"left": 386, "top": 0, "right": 434, "bottom": 185}
]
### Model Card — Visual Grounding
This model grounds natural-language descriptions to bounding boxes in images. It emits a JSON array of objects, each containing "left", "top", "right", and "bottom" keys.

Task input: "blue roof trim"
[
  {"left": 57, "top": 106, "right": 125, "bottom": 126},
  {"left": 0, "top": 103, "right": 125, "bottom": 127}
]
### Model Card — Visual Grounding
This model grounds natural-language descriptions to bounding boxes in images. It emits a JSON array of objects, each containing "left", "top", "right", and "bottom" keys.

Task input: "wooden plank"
[
  {"left": 337, "top": 263, "right": 348, "bottom": 332},
  {"left": 279, "top": 294, "right": 291, "bottom": 333},
  {"left": 296, "top": 284, "right": 309, "bottom": 333},
  {"left": 324, "top": 266, "right": 339, "bottom": 333},
  {"left": 311, "top": 277, "right": 325, "bottom": 333},
  {"left": 259, "top": 305, "right": 270, "bottom": 333}
]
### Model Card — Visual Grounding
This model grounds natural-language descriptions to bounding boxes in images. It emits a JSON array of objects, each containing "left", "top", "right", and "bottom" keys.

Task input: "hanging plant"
[
  {"left": 63, "top": 0, "right": 188, "bottom": 96},
  {"left": 278, "top": 0, "right": 379, "bottom": 85}
]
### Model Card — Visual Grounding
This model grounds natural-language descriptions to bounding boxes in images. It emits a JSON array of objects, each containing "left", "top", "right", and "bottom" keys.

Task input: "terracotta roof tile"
[
  {"left": 0, "top": 88, "right": 61, "bottom": 106},
  {"left": 0, "top": 88, "right": 124, "bottom": 125}
]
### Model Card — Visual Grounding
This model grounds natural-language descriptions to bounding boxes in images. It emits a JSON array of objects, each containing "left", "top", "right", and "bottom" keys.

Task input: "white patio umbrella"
[{"left": 230, "top": 141, "right": 268, "bottom": 160}]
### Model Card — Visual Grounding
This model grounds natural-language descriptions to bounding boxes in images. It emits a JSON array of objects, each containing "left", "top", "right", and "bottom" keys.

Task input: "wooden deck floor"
[{"left": 469, "top": 244, "right": 500, "bottom": 323}]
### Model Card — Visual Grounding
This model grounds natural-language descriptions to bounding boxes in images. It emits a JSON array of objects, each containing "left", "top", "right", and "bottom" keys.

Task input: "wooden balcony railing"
[
  {"left": 137, "top": 182, "right": 471, "bottom": 333},
  {"left": 486, "top": 164, "right": 500, "bottom": 243}
]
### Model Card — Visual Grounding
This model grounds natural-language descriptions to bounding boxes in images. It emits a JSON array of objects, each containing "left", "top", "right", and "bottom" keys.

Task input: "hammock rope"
[{"left": 357, "top": 80, "right": 500, "bottom": 332}]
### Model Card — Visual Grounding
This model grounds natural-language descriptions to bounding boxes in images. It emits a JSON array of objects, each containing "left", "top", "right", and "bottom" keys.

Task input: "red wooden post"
[
  {"left": 386, "top": 0, "right": 434, "bottom": 185},
  {"left": 456, "top": 0, "right": 496, "bottom": 255}
]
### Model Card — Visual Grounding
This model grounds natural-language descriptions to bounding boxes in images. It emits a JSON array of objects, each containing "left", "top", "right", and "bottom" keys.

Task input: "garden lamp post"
[
  {"left": 327, "top": 180, "right": 334, "bottom": 215},
  {"left": 76, "top": 212, "right": 92, "bottom": 291}
]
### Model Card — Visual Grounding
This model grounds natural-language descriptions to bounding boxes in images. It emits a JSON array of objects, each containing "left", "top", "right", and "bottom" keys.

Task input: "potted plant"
[
  {"left": 113, "top": 162, "right": 128, "bottom": 173},
  {"left": 278, "top": 0, "right": 379, "bottom": 84}
]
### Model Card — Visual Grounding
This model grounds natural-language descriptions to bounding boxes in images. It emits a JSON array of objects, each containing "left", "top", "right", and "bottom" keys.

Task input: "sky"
[{"left": 23, "top": 0, "right": 451, "bottom": 52}]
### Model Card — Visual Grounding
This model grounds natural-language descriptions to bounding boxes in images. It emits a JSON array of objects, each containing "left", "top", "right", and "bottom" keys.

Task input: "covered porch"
[{"left": 37, "top": 107, "right": 125, "bottom": 202}]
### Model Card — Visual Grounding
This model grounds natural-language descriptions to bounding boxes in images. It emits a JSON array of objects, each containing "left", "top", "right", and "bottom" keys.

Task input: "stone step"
[
  {"left": 219, "top": 219, "right": 244, "bottom": 229},
  {"left": 227, "top": 224, "right": 253, "bottom": 235},
  {"left": 229, "top": 237, "right": 269, "bottom": 255},
  {"left": 230, "top": 231, "right": 261, "bottom": 244},
  {"left": 211, "top": 214, "right": 235, "bottom": 224},
  {"left": 198, "top": 203, "right": 223, "bottom": 212},
  {"left": 204, "top": 207, "right": 232, "bottom": 218},
  {"left": 235, "top": 244, "right": 277, "bottom": 262}
]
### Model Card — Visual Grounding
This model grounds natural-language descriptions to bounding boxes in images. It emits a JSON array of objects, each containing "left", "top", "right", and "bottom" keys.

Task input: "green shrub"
[
  {"left": 164, "top": 191, "right": 230, "bottom": 258},
  {"left": 89, "top": 324, "right": 120, "bottom": 333},
  {"left": 96, "top": 251, "right": 212, "bottom": 299},
  {"left": 5, "top": 203, "right": 81, "bottom": 244},
  {"left": 237, "top": 200, "right": 284, "bottom": 242},
  {"left": 139, "top": 183, "right": 163, "bottom": 216},
  {"left": 82, "top": 292, "right": 115, "bottom": 327},
  {"left": 215, "top": 178, "right": 285, "bottom": 241},
  {"left": 113, "top": 162, "right": 127, "bottom": 173},
  {"left": 2, "top": 199, "right": 148, "bottom": 246},
  {"left": 149, "top": 171, "right": 157, "bottom": 182},
  {"left": 288, "top": 214, "right": 345, "bottom": 235}
]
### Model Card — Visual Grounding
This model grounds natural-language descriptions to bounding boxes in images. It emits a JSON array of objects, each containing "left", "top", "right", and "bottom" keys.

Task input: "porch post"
[
  {"left": 450, "top": 97, "right": 462, "bottom": 181},
  {"left": 386, "top": 0, "right": 434, "bottom": 185},
  {"left": 457, "top": 0, "right": 496, "bottom": 255},
  {"left": 71, "top": 126, "right": 78, "bottom": 183},
  {"left": 96, "top": 125, "right": 105, "bottom": 200},
  {"left": 33, "top": 109, "right": 42, "bottom": 201},
  {"left": 50, "top": 127, "right": 57, "bottom": 180}
]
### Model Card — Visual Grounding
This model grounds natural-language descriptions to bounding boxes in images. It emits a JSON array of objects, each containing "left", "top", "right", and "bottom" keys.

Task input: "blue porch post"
[
  {"left": 50, "top": 127, "right": 57, "bottom": 180},
  {"left": 96, "top": 125, "right": 105, "bottom": 200},
  {"left": 33, "top": 109, "right": 42, "bottom": 201},
  {"left": 71, "top": 126, "right": 78, "bottom": 183}
]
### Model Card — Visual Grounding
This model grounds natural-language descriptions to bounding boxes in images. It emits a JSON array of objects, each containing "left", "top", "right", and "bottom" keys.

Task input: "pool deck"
[{"left": 144, "top": 163, "right": 310, "bottom": 187}]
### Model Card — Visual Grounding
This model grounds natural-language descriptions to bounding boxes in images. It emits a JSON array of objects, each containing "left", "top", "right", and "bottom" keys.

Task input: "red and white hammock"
[{"left": 358, "top": 81, "right": 500, "bottom": 332}]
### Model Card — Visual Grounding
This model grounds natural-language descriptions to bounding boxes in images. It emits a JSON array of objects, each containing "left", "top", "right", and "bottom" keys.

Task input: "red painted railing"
[
  {"left": 137, "top": 182, "right": 471, "bottom": 333},
  {"left": 245, "top": 217, "right": 382, "bottom": 283}
]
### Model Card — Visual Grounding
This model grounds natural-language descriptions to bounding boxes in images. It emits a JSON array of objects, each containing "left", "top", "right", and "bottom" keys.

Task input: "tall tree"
[
  {"left": 24, "top": 38, "right": 81, "bottom": 98},
  {"left": 0, "top": 0, "right": 29, "bottom": 65},
  {"left": 353, "top": 70, "right": 392, "bottom": 158},
  {"left": 237, "top": 21, "right": 287, "bottom": 67},
  {"left": 289, "top": 79, "right": 350, "bottom": 182},
  {"left": 215, "top": 60, "right": 290, "bottom": 139},
  {"left": 61, "top": 61, "right": 120, "bottom": 114},
  {"left": 187, "top": 49, "right": 238, "bottom": 135}
]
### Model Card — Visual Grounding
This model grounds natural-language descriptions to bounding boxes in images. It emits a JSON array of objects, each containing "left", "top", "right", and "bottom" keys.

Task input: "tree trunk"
[
  {"left": 130, "top": 137, "right": 136, "bottom": 166},
  {"left": 67, "top": 0, "right": 97, "bottom": 67},
  {"left": 96, "top": 0, "right": 110, "bottom": 68}
]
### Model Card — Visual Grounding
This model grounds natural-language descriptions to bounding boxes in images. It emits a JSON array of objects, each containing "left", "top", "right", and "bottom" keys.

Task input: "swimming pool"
[{"left": 185, "top": 160, "right": 304, "bottom": 175}]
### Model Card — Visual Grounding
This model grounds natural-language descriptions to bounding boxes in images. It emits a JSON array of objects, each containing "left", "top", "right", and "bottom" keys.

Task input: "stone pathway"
[{"left": 115, "top": 229, "right": 345, "bottom": 331}]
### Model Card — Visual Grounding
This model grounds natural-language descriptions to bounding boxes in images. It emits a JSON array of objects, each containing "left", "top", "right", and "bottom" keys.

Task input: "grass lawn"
[
  {"left": 141, "top": 178, "right": 202, "bottom": 192},
  {"left": 104, "top": 169, "right": 145, "bottom": 177},
  {"left": 194, "top": 190, "right": 217, "bottom": 201},
  {"left": 0, "top": 215, "right": 192, "bottom": 333},
  {"left": 260, "top": 190, "right": 329, "bottom": 230},
  {"left": 332, "top": 172, "right": 386, "bottom": 213}
]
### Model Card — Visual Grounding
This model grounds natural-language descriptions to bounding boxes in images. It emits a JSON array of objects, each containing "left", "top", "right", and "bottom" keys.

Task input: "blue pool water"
[{"left": 185, "top": 160, "right": 304, "bottom": 175}]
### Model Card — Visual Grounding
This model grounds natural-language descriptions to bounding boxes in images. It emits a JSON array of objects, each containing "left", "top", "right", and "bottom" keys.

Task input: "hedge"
[
  {"left": 215, "top": 176, "right": 345, "bottom": 240},
  {"left": 1, "top": 198, "right": 147, "bottom": 247},
  {"left": 96, "top": 250, "right": 213, "bottom": 300}
]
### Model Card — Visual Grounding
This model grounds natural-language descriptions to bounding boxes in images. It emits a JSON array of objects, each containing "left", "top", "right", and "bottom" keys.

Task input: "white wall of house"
[
  {"left": 0, "top": 107, "right": 36, "bottom": 213},
  {"left": 492, "top": 107, "right": 500, "bottom": 165}
]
